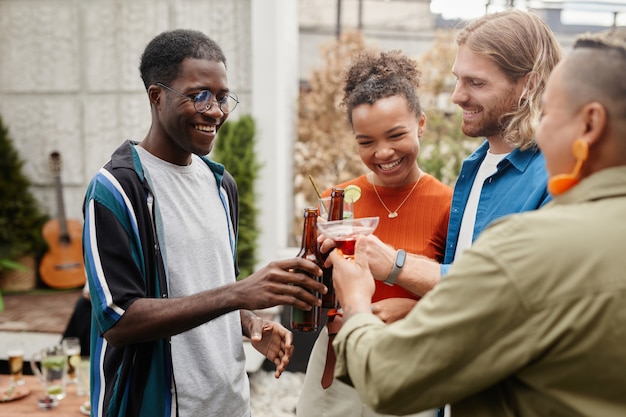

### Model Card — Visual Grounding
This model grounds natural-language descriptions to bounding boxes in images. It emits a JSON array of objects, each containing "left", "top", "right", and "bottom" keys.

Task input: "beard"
[
  {"left": 461, "top": 111, "right": 512, "bottom": 138},
  {"left": 460, "top": 89, "right": 519, "bottom": 139}
]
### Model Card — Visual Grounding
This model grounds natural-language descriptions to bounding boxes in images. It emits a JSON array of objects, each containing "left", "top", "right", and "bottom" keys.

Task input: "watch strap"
[{"left": 384, "top": 249, "right": 406, "bottom": 286}]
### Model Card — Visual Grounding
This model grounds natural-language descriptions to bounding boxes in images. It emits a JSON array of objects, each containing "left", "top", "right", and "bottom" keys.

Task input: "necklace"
[{"left": 372, "top": 174, "right": 422, "bottom": 219}]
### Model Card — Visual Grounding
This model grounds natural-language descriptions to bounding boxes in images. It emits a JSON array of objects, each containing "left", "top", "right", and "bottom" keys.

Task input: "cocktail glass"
[
  {"left": 318, "top": 197, "right": 354, "bottom": 220},
  {"left": 316, "top": 217, "right": 379, "bottom": 258}
]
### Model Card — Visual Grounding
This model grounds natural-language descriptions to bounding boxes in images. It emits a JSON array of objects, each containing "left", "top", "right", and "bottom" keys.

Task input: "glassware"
[
  {"left": 62, "top": 337, "right": 81, "bottom": 384},
  {"left": 156, "top": 82, "right": 239, "bottom": 114},
  {"left": 318, "top": 197, "right": 354, "bottom": 220},
  {"left": 291, "top": 208, "right": 323, "bottom": 332},
  {"left": 76, "top": 357, "right": 90, "bottom": 397},
  {"left": 7, "top": 339, "right": 25, "bottom": 386},
  {"left": 30, "top": 345, "right": 67, "bottom": 400},
  {"left": 316, "top": 217, "right": 380, "bottom": 259}
]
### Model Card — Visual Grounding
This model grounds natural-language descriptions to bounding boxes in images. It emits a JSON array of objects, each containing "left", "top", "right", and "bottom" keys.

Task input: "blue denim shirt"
[{"left": 440, "top": 140, "right": 551, "bottom": 275}]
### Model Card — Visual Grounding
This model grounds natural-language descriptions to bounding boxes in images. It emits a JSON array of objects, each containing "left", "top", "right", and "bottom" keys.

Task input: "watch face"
[{"left": 396, "top": 249, "right": 406, "bottom": 267}]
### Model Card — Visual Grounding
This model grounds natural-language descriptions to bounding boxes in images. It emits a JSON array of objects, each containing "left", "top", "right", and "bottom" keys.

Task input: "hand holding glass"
[{"left": 317, "top": 217, "right": 379, "bottom": 258}]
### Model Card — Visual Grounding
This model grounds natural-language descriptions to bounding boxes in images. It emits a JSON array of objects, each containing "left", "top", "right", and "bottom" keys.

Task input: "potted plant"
[{"left": 0, "top": 115, "right": 49, "bottom": 292}]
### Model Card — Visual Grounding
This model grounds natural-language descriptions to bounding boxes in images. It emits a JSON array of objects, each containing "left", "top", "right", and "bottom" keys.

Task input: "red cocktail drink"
[{"left": 335, "top": 238, "right": 357, "bottom": 257}]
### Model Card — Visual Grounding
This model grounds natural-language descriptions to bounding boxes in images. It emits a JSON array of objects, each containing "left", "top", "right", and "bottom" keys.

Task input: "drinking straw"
[{"left": 308, "top": 175, "right": 327, "bottom": 216}]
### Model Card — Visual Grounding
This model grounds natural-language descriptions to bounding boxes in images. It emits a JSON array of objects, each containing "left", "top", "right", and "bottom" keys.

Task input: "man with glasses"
[{"left": 82, "top": 29, "right": 325, "bottom": 417}]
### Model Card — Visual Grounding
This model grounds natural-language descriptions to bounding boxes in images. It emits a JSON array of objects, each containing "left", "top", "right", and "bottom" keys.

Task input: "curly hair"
[
  {"left": 139, "top": 29, "right": 226, "bottom": 91},
  {"left": 341, "top": 50, "right": 422, "bottom": 126},
  {"left": 456, "top": 10, "right": 564, "bottom": 150}
]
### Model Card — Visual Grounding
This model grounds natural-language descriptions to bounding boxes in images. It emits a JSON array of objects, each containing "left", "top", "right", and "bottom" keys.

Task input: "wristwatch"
[{"left": 384, "top": 249, "right": 406, "bottom": 286}]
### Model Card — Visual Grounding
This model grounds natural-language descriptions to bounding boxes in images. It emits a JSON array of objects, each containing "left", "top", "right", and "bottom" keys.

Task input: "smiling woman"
[{"left": 296, "top": 49, "right": 452, "bottom": 417}]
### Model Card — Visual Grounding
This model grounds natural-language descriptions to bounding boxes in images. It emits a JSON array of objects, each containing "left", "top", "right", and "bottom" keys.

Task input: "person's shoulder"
[{"left": 510, "top": 146, "right": 546, "bottom": 170}]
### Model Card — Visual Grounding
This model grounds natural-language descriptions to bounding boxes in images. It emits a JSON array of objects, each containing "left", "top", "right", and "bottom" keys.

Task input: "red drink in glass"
[{"left": 335, "top": 238, "right": 357, "bottom": 257}]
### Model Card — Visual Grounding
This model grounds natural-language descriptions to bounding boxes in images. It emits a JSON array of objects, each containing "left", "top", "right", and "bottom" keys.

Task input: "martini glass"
[{"left": 316, "top": 216, "right": 379, "bottom": 259}]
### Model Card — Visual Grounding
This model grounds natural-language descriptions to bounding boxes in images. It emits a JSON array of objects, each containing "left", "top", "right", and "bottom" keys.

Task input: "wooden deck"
[{"left": 0, "top": 290, "right": 82, "bottom": 334}]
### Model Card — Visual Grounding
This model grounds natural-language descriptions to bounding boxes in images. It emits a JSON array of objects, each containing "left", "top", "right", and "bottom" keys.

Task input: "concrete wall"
[
  {"left": 0, "top": 0, "right": 299, "bottom": 268},
  {"left": 2, "top": 0, "right": 604, "bottom": 271}
]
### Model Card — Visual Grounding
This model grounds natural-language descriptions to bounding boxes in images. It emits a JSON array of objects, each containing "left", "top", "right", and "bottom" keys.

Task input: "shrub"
[
  {"left": 0, "top": 115, "right": 49, "bottom": 270},
  {"left": 212, "top": 115, "right": 261, "bottom": 279}
]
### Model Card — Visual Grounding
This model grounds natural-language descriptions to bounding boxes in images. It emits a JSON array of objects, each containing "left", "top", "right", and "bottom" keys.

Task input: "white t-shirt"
[
  {"left": 454, "top": 150, "right": 508, "bottom": 260},
  {"left": 135, "top": 146, "right": 250, "bottom": 417}
]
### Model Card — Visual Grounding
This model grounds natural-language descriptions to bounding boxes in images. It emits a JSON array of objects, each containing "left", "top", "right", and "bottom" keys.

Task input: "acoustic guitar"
[{"left": 39, "top": 152, "right": 86, "bottom": 289}]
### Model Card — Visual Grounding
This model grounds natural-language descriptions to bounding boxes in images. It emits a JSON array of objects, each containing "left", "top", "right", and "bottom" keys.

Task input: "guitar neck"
[{"left": 54, "top": 173, "right": 70, "bottom": 240}]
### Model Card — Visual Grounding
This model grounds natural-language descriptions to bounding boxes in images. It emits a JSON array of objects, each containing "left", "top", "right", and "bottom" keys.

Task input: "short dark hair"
[
  {"left": 342, "top": 50, "right": 422, "bottom": 126},
  {"left": 563, "top": 28, "right": 626, "bottom": 122},
  {"left": 139, "top": 29, "right": 226, "bottom": 90}
]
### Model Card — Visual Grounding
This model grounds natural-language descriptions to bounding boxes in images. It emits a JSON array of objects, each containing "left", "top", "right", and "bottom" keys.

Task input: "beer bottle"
[
  {"left": 321, "top": 187, "right": 344, "bottom": 309},
  {"left": 291, "top": 208, "right": 323, "bottom": 332}
]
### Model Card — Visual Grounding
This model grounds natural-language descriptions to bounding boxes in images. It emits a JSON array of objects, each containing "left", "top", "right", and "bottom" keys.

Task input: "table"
[{"left": 0, "top": 375, "right": 88, "bottom": 416}]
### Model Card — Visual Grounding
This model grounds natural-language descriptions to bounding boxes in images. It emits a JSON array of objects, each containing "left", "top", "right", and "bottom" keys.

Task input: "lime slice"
[
  {"left": 47, "top": 384, "right": 63, "bottom": 396},
  {"left": 344, "top": 184, "right": 361, "bottom": 203},
  {"left": 69, "top": 355, "right": 81, "bottom": 367},
  {"left": 42, "top": 356, "right": 65, "bottom": 370}
]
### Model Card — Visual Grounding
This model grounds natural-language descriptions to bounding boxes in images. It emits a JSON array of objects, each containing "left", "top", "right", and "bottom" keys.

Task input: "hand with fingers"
[
  {"left": 326, "top": 237, "right": 375, "bottom": 322},
  {"left": 236, "top": 258, "right": 326, "bottom": 312},
  {"left": 245, "top": 314, "right": 294, "bottom": 378}
]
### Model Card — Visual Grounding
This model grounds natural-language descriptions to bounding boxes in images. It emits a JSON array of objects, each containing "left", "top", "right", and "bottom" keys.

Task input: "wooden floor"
[{"left": 0, "top": 290, "right": 82, "bottom": 334}]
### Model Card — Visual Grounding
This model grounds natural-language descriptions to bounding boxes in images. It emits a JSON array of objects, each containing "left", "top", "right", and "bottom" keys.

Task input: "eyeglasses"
[{"left": 156, "top": 82, "right": 239, "bottom": 114}]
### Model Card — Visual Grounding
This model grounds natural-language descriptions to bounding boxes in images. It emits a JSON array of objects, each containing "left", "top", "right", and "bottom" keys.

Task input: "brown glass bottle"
[
  {"left": 291, "top": 208, "right": 323, "bottom": 332},
  {"left": 321, "top": 187, "right": 344, "bottom": 309}
]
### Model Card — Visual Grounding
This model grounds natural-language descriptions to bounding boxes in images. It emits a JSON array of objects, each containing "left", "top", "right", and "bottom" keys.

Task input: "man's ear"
[{"left": 147, "top": 85, "right": 161, "bottom": 107}]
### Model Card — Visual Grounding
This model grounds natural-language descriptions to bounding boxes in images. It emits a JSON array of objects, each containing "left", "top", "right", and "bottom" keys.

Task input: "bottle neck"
[
  {"left": 328, "top": 188, "right": 345, "bottom": 221},
  {"left": 299, "top": 209, "right": 319, "bottom": 257}
]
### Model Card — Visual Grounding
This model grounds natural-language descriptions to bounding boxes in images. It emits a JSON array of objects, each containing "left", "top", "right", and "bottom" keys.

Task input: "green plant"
[
  {"left": 419, "top": 110, "right": 482, "bottom": 186},
  {"left": 0, "top": 258, "right": 28, "bottom": 272},
  {"left": 0, "top": 115, "right": 49, "bottom": 267},
  {"left": 295, "top": 31, "right": 371, "bottom": 210},
  {"left": 212, "top": 115, "right": 261, "bottom": 279}
]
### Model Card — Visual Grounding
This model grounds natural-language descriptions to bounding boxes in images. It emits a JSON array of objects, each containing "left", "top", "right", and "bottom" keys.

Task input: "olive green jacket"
[{"left": 334, "top": 166, "right": 626, "bottom": 417}]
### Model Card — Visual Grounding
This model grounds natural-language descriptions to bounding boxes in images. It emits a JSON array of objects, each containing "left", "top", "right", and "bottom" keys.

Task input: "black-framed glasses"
[{"left": 156, "top": 82, "right": 239, "bottom": 114}]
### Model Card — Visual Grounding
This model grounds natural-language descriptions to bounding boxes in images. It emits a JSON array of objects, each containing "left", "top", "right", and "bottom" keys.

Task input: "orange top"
[{"left": 324, "top": 174, "right": 452, "bottom": 302}]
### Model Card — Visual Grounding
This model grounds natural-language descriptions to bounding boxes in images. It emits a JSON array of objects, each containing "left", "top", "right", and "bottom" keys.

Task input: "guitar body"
[
  {"left": 38, "top": 151, "right": 86, "bottom": 289},
  {"left": 39, "top": 219, "right": 85, "bottom": 289}
]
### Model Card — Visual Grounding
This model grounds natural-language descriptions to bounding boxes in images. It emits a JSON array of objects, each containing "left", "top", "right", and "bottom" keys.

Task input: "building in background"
[{"left": 0, "top": 0, "right": 621, "bottom": 273}]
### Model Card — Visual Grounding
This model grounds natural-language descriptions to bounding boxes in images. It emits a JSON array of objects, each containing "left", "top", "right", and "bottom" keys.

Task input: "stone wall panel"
[
  {"left": 83, "top": 0, "right": 170, "bottom": 92},
  {"left": 83, "top": 93, "right": 150, "bottom": 177},
  {"left": 0, "top": 95, "right": 82, "bottom": 183},
  {"left": 0, "top": 0, "right": 80, "bottom": 92}
]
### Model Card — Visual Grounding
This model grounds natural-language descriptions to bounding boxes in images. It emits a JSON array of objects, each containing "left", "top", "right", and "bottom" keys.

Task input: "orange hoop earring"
[{"left": 547, "top": 139, "right": 589, "bottom": 196}]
